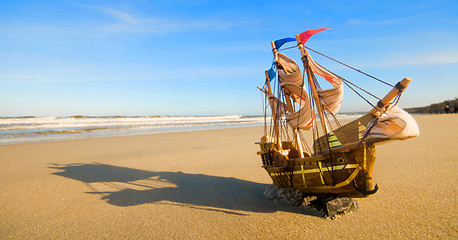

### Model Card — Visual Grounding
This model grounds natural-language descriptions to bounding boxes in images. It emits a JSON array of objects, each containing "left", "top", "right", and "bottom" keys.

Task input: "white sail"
[
  {"left": 265, "top": 89, "right": 287, "bottom": 120},
  {"left": 277, "top": 52, "right": 304, "bottom": 86},
  {"left": 286, "top": 108, "right": 314, "bottom": 130},
  {"left": 302, "top": 49, "right": 344, "bottom": 115},
  {"left": 281, "top": 83, "right": 308, "bottom": 105},
  {"left": 317, "top": 85, "right": 344, "bottom": 115},
  {"left": 276, "top": 53, "right": 315, "bottom": 130},
  {"left": 368, "top": 106, "right": 420, "bottom": 140},
  {"left": 281, "top": 84, "right": 314, "bottom": 130}
]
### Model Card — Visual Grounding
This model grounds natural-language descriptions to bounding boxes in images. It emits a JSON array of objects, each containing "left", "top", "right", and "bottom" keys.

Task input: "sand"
[{"left": 0, "top": 114, "right": 456, "bottom": 239}]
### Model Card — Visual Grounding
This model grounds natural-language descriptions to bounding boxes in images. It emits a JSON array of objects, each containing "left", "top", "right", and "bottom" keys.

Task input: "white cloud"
[
  {"left": 0, "top": 63, "right": 261, "bottom": 84},
  {"left": 348, "top": 14, "right": 425, "bottom": 26},
  {"left": 360, "top": 51, "right": 458, "bottom": 68},
  {"left": 405, "top": 52, "right": 458, "bottom": 66},
  {"left": 90, "top": 6, "right": 241, "bottom": 35},
  {"left": 99, "top": 7, "right": 143, "bottom": 24},
  {"left": 0, "top": 5, "right": 248, "bottom": 40}
]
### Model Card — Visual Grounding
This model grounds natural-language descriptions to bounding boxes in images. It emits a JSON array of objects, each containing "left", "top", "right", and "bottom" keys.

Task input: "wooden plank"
[
  {"left": 312, "top": 77, "right": 412, "bottom": 153},
  {"left": 313, "top": 113, "right": 373, "bottom": 153}
]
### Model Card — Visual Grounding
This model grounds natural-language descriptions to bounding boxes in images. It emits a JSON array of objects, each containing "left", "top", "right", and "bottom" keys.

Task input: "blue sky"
[{"left": 1, "top": 0, "right": 457, "bottom": 116}]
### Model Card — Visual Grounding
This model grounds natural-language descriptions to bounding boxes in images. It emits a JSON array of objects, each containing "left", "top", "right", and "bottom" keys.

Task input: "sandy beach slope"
[{"left": 0, "top": 114, "right": 456, "bottom": 239}]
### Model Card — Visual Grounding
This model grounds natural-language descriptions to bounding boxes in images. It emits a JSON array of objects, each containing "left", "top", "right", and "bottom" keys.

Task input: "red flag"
[{"left": 299, "top": 28, "right": 330, "bottom": 45}]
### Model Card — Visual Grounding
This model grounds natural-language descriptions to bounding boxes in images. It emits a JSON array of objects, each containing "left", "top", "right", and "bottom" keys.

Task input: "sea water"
[
  {"left": 0, "top": 115, "right": 265, "bottom": 145},
  {"left": 0, "top": 114, "right": 361, "bottom": 145}
]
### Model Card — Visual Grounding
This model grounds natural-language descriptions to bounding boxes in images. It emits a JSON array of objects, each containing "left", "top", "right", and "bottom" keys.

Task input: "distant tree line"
[{"left": 405, "top": 98, "right": 458, "bottom": 114}]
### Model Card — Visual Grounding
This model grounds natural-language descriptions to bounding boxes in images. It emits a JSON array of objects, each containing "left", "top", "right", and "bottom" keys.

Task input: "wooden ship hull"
[{"left": 257, "top": 117, "right": 377, "bottom": 198}]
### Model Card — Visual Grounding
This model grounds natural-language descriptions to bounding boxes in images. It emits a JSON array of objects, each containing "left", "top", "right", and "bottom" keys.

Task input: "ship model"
[{"left": 256, "top": 29, "right": 419, "bottom": 217}]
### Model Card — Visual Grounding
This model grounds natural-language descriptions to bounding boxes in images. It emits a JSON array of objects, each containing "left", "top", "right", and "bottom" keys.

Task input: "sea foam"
[
  {"left": 0, "top": 115, "right": 264, "bottom": 145},
  {"left": 0, "top": 113, "right": 361, "bottom": 145}
]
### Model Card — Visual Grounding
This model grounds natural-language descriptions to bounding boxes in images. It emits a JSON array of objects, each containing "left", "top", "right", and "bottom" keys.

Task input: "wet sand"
[{"left": 0, "top": 114, "right": 456, "bottom": 239}]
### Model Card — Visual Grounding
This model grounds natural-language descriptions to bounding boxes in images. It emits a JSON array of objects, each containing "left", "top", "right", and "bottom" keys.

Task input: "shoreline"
[
  {"left": 0, "top": 113, "right": 367, "bottom": 146},
  {"left": 0, "top": 122, "right": 266, "bottom": 146},
  {"left": 3, "top": 113, "right": 448, "bottom": 146}
]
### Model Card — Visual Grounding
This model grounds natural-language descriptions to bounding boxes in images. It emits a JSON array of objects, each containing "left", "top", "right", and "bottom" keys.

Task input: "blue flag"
[
  {"left": 274, "top": 38, "right": 295, "bottom": 49},
  {"left": 267, "top": 66, "right": 276, "bottom": 80}
]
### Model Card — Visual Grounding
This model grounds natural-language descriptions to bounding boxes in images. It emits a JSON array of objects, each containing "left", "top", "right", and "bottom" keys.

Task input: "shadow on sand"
[{"left": 49, "top": 163, "right": 322, "bottom": 217}]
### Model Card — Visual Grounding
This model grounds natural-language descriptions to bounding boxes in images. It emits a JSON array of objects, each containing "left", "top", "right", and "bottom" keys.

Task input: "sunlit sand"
[{"left": 0, "top": 114, "right": 456, "bottom": 239}]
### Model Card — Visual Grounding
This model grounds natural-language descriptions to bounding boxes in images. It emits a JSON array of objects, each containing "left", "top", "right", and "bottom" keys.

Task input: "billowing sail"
[
  {"left": 277, "top": 53, "right": 303, "bottom": 86},
  {"left": 302, "top": 48, "right": 344, "bottom": 115},
  {"left": 265, "top": 89, "right": 287, "bottom": 120},
  {"left": 286, "top": 108, "right": 314, "bottom": 130},
  {"left": 275, "top": 53, "right": 314, "bottom": 129},
  {"left": 282, "top": 84, "right": 314, "bottom": 130},
  {"left": 368, "top": 106, "right": 420, "bottom": 140}
]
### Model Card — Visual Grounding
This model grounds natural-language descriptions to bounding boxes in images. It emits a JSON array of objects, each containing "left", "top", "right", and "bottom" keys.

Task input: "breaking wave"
[
  {"left": 0, "top": 113, "right": 362, "bottom": 145},
  {"left": 0, "top": 115, "right": 264, "bottom": 145}
]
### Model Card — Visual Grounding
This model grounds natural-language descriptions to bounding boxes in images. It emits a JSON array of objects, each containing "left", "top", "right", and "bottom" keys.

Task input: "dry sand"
[{"left": 0, "top": 114, "right": 456, "bottom": 239}]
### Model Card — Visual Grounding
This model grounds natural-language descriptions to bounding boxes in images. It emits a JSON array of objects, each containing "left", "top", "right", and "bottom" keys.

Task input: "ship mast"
[
  {"left": 271, "top": 41, "right": 305, "bottom": 158},
  {"left": 296, "top": 35, "right": 329, "bottom": 140},
  {"left": 263, "top": 70, "right": 282, "bottom": 150}
]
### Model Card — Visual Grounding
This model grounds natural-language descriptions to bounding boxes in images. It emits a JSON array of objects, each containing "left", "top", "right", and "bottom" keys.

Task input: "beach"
[{"left": 0, "top": 114, "right": 456, "bottom": 239}]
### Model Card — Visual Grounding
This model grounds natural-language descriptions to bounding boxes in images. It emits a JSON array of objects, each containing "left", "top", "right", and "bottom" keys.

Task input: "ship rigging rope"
[
  {"left": 315, "top": 61, "right": 382, "bottom": 101},
  {"left": 277, "top": 44, "right": 386, "bottom": 108},
  {"left": 341, "top": 78, "right": 377, "bottom": 109},
  {"left": 302, "top": 45, "right": 395, "bottom": 88},
  {"left": 262, "top": 91, "right": 268, "bottom": 136},
  {"left": 277, "top": 45, "right": 393, "bottom": 87},
  {"left": 308, "top": 56, "right": 379, "bottom": 108}
]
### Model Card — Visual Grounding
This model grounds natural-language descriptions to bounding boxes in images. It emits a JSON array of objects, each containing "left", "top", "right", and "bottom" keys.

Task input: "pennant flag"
[
  {"left": 358, "top": 121, "right": 367, "bottom": 141},
  {"left": 298, "top": 28, "right": 330, "bottom": 45},
  {"left": 328, "top": 131, "right": 342, "bottom": 149},
  {"left": 267, "top": 66, "right": 276, "bottom": 81},
  {"left": 274, "top": 37, "right": 296, "bottom": 50}
]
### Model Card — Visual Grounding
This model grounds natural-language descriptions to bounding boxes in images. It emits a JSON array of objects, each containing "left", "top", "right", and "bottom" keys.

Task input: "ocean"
[
  {"left": 0, "top": 114, "right": 361, "bottom": 145},
  {"left": 0, "top": 115, "right": 265, "bottom": 145}
]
